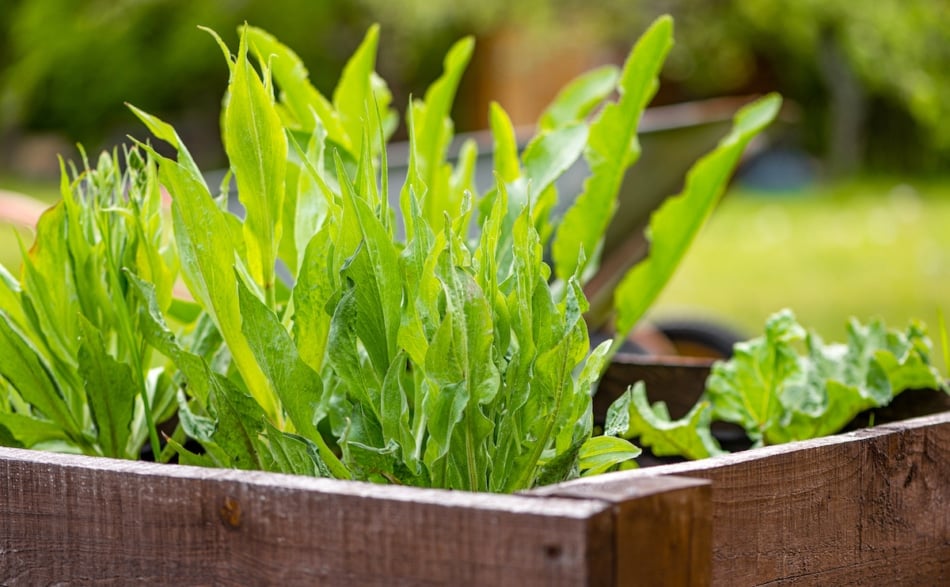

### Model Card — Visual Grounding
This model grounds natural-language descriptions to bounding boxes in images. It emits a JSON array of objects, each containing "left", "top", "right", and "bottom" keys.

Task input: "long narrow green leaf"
[
  {"left": 380, "top": 351, "right": 417, "bottom": 473},
  {"left": 291, "top": 224, "right": 340, "bottom": 372},
  {"left": 264, "top": 425, "right": 332, "bottom": 477},
  {"left": 489, "top": 103, "right": 520, "bottom": 184},
  {"left": 433, "top": 237, "right": 499, "bottom": 491},
  {"left": 245, "top": 26, "right": 348, "bottom": 145},
  {"left": 18, "top": 204, "right": 77, "bottom": 368},
  {"left": 207, "top": 376, "right": 267, "bottom": 471},
  {"left": 0, "top": 265, "right": 26, "bottom": 329},
  {"left": 539, "top": 65, "right": 620, "bottom": 131},
  {"left": 224, "top": 26, "right": 287, "bottom": 303},
  {"left": 522, "top": 123, "right": 588, "bottom": 194},
  {"left": 613, "top": 94, "right": 782, "bottom": 336},
  {"left": 285, "top": 124, "right": 339, "bottom": 278},
  {"left": 130, "top": 139, "right": 279, "bottom": 421},
  {"left": 335, "top": 153, "right": 402, "bottom": 377},
  {"left": 77, "top": 317, "right": 136, "bottom": 458},
  {"left": 332, "top": 25, "right": 381, "bottom": 156},
  {"left": 126, "top": 104, "right": 204, "bottom": 182},
  {"left": 0, "top": 412, "right": 69, "bottom": 448},
  {"left": 125, "top": 272, "right": 214, "bottom": 406},
  {"left": 237, "top": 276, "right": 349, "bottom": 479},
  {"left": 552, "top": 17, "right": 673, "bottom": 282},
  {"left": 412, "top": 37, "right": 474, "bottom": 224},
  {"left": 0, "top": 309, "right": 81, "bottom": 439}
]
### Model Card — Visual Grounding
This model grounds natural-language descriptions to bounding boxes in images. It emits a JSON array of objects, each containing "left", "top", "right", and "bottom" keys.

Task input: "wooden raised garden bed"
[
  {"left": 2, "top": 408, "right": 948, "bottom": 584},
  {"left": 589, "top": 354, "right": 950, "bottom": 585},
  {"left": 544, "top": 410, "right": 950, "bottom": 586},
  {"left": 0, "top": 446, "right": 710, "bottom": 586}
]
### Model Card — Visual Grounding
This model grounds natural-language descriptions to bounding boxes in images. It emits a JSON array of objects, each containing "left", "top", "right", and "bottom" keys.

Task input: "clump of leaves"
[
  {"left": 0, "top": 148, "right": 179, "bottom": 458},
  {"left": 120, "top": 16, "right": 779, "bottom": 491},
  {"left": 608, "top": 309, "right": 946, "bottom": 456}
]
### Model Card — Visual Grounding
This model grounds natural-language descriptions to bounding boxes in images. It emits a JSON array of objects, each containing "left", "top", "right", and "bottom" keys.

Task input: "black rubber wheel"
[{"left": 650, "top": 318, "right": 746, "bottom": 359}]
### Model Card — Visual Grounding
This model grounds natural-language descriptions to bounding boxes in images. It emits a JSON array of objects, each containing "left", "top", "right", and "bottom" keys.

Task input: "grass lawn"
[{"left": 648, "top": 176, "right": 950, "bottom": 356}]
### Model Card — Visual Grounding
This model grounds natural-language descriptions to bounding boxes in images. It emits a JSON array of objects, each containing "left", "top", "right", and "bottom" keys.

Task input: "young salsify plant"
[
  {"left": 119, "top": 16, "right": 780, "bottom": 491},
  {"left": 0, "top": 147, "right": 179, "bottom": 459}
]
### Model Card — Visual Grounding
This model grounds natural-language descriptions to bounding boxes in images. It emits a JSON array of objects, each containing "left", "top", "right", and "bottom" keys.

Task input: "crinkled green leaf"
[
  {"left": 380, "top": 351, "right": 418, "bottom": 473},
  {"left": 535, "top": 438, "right": 583, "bottom": 487},
  {"left": 344, "top": 438, "right": 427, "bottom": 486},
  {"left": 613, "top": 93, "right": 782, "bottom": 336},
  {"left": 335, "top": 152, "right": 402, "bottom": 377},
  {"left": 706, "top": 309, "right": 805, "bottom": 444},
  {"left": 708, "top": 310, "right": 945, "bottom": 446},
  {"left": 423, "top": 237, "right": 499, "bottom": 491},
  {"left": 125, "top": 272, "right": 214, "bottom": 406},
  {"left": 606, "top": 382, "right": 722, "bottom": 460}
]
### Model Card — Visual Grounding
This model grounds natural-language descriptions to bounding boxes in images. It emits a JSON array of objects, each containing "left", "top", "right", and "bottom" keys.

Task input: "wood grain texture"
[
  {"left": 0, "top": 447, "right": 709, "bottom": 586},
  {"left": 556, "top": 411, "right": 950, "bottom": 586},
  {"left": 530, "top": 475, "right": 712, "bottom": 587}
]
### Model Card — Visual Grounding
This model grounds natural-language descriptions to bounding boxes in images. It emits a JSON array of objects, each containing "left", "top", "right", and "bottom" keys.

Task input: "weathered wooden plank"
[
  {"left": 530, "top": 475, "right": 712, "bottom": 587},
  {"left": 0, "top": 447, "right": 620, "bottom": 586},
  {"left": 0, "top": 446, "right": 713, "bottom": 586},
  {"left": 556, "top": 411, "right": 950, "bottom": 586}
]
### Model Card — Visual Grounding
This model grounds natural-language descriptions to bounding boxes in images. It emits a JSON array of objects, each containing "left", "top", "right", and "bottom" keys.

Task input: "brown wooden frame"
[
  {"left": 0, "top": 447, "right": 710, "bottom": 586},
  {"left": 553, "top": 411, "right": 950, "bottom": 586},
  {"left": 2, "top": 408, "right": 947, "bottom": 585}
]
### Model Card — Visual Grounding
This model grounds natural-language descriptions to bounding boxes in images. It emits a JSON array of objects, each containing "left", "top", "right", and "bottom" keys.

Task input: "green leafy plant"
[
  {"left": 127, "top": 17, "right": 776, "bottom": 490},
  {"left": 1, "top": 16, "right": 779, "bottom": 492},
  {"left": 0, "top": 148, "right": 179, "bottom": 458},
  {"left": 608, "top": 309, "right": 946, "bottom": 456}
]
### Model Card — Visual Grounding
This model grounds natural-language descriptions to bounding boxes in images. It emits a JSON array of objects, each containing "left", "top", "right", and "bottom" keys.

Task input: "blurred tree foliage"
[
  {"left": 689, "top": 0, "right": 950, "bottom": 174},
  {"left": 2, "top": 0, "right": 948, "bottom": 173},
  {"left": 503, "top": 0, "right": 950, "bottom": 174},
  {"left": 0, "top": 0, "right": 460, "bottom": 166}
]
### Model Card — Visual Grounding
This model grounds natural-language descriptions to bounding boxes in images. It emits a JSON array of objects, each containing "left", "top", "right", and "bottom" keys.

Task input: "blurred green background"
[{"left": 1, "top": 0, "right": 949, "bottom": 344}]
